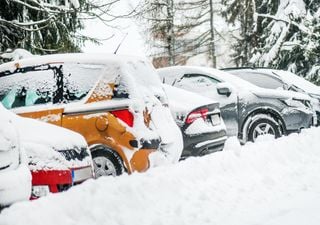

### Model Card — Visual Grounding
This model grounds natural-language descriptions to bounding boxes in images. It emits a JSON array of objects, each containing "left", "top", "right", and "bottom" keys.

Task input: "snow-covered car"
[
  {"left": 157, "top": 66, "right": 314, "bottom": 143},
  {"left": 0, "top": 53, "right": 183, "bottom": 176},
  {"left": 163, "top": 84, "right": 227, "bottom": 159},
  {"left": 223, "top": 68, "right": 320, "bottom": 125},
  {"left": 0, "top": 107, "right": 31, "bottom": 208},
  {"left": 0, "top": 104, "right": 93, "bottom": 200}
]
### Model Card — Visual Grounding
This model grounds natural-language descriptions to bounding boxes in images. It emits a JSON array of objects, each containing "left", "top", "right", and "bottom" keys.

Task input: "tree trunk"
[
  {"left": 166, "top": 0, "right": 175, "bottom": 65},
  {"left": 209, "top": 0, "right": 216, "bottom": 67}
]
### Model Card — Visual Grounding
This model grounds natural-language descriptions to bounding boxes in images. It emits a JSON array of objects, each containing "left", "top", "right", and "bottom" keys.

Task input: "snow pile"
[{"left": 2, "top": 128, "right": 320, "bottom": 224}]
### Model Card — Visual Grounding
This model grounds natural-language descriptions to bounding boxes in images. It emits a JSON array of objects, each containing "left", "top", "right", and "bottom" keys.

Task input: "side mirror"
[{"left": 217, "top": 83, "right": 232, "bottom": 97}]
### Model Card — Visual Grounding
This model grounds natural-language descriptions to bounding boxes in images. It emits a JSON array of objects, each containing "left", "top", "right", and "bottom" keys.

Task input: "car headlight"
[
  {"left": 282, "top": 99, "right": 311, "bottom": 109},
  {"left": 31, "top": 185, "right": 50, "bottom": 199}
]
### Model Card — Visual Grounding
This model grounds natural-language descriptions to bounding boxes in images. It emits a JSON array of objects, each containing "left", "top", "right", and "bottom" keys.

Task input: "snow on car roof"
[{"left": 0, "top": 53, "right": 149, "bottom": 73}]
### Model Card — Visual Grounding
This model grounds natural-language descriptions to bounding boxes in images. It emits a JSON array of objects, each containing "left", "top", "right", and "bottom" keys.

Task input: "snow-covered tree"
[
  {"left": 222, "top": 0, "right": 259, "bottom": 66},
  {"left": 136, "top": 0, "right": 227, "bottom": 68},
  {"left": 251, "top": 0, "right": 320, "bottom": 83},
  {"left": 0, "top": 0, "right": 123, "bottom": 55}
]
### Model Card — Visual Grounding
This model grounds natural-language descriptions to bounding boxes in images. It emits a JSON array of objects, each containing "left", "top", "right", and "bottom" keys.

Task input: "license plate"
[
  {"left": 72, "top": 167, "right": 93, "bottom": 183},
  {"left": 210, "top": 114, "right": 221, "bottom": 126}
]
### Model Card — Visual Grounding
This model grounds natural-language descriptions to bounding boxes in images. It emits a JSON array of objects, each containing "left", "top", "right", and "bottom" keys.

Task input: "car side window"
[
  {"left": 0, "top": 68, "right": 56, "bottom": 109},
  {"left": 62, "top": 63, "right": 104, "bottom": 103},
  {"left": 232, "top": 71, "right": 284, "bottom": 89},
  {"left": 173, "top": 73, "right": 223, "bottom": 100}
]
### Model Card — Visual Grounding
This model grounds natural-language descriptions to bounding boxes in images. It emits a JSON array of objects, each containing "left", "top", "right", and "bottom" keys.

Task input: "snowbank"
[{"left": 2, "top": 128, "right": 320, "bottom": 225}]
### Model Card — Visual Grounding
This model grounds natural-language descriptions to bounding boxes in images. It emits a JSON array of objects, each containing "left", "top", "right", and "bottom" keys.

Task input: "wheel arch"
[
  {"left": 240, "top": 107, "right": 286, "bottom": 142},
  {"left": 88, "top": 141, "right": 131, "bottom": 173}
]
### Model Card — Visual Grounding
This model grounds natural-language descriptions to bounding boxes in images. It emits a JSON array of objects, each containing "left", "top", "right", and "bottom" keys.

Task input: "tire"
[
  {"left": 247, "top": 114, "right": 282, "bottom": 142},
  {"left": 90, "top": 145, "right": 125, "bottom": 177}
]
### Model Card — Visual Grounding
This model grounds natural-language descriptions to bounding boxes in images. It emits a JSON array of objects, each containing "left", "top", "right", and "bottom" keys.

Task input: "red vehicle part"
[
  {"left": 30, "top": 170, "right": 72, "bottom": 199},
  {"left": 186, "top": 108, "right": 209, "bottom": 124},
  {"left": 111, "top": 109, "right": 134, "bottom": 127}
]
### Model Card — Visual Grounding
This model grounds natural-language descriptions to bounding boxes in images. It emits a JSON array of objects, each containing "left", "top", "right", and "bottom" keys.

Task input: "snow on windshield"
[{"left": 273, "top": 70, "right": 320, "bottom": 95}]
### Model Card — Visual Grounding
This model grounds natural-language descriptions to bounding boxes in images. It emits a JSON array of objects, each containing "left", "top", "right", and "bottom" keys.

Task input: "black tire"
[
  {"left": 90, "top": 145, "right": 125, "bottom": 177},
  {"left": 247, "top": 115, "right": 282, "bottom": 142}
]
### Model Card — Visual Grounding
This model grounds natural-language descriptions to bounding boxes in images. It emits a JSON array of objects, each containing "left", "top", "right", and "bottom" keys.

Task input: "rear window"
[
  {"left": 0, "top": 63, "right": 103, "bottom": 109},
  {"left": 0, "top": 67, "right": 56, "bottom": 109}
]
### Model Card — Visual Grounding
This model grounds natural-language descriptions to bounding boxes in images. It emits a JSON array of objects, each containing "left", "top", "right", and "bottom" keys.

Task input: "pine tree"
[
  {"left": 0, "top": 0, "right": 121, "bottom": 55},
  {"left": 251, "top": 0, "right": 320, "bottom": 82}
]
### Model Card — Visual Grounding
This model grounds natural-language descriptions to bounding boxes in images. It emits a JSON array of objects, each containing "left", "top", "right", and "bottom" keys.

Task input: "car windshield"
[{"left": 271, "top": 70, "right": 320, "bottom": 95}]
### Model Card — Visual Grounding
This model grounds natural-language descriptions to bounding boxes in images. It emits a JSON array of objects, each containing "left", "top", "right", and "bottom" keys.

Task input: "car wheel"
[
  {"left": 91, "top": 145, "right": 125, "bottom": 177},
  {"left": 247, "top": 114, "right": 282, "bottom": 142}
]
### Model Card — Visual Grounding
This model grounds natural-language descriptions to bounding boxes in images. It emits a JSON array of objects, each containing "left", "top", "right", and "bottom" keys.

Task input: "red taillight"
[
  {"left": 186, "top": 108, "right": 209, "bottom": 124},
  {"left": 111, "top": 109, "right": 134, "bottom": 127}
]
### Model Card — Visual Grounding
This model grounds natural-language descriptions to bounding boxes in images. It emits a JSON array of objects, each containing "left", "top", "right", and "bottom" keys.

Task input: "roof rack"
[{"left": 221, "top": 66, "right": 275, "bottom": 71}]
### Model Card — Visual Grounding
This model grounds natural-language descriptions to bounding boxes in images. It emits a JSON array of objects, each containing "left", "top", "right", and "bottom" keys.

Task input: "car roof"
[
  {"left": 157, "top": 66, "right": 258, "bottom": 90},
  {"left": 0, "top": 53, "right": 148, "bottom": 72}
]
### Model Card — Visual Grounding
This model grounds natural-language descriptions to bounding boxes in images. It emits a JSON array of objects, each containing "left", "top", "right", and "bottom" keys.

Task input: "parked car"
[
  {"left": 163, "top": 84, "right": 227, "bottom": 159},
  {"left": 223, "top": 67, "right": 320, "bottom": 125},
  {"left": 0, "top": 106, "right": 31, "bottom": 208},
  {"left": 0, "top": 53, "right": 183, "bottom": 177},
  {"left": 0, "top": 103, "right": 94, "bottom": 201},
  {"left": 157, "top": 66, "right": 314, "bottom": 143}
]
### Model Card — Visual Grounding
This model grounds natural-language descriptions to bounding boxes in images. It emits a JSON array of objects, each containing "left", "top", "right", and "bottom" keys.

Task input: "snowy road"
[{"left": 1, "top": 128, "right": 320, "bottom": 225}]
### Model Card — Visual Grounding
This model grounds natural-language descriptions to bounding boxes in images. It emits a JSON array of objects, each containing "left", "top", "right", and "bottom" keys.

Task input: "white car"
[
  {"left": 0, "top": 105, "right": 31, "bottom": 208},
  {"left": 0, "top": 104, "right": 94, "bottom": 203}
]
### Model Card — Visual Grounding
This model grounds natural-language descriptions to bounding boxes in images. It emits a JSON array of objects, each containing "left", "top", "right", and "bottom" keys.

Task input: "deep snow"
[{"left": 1, "top": 128, "right": 320, "bottom": 225}]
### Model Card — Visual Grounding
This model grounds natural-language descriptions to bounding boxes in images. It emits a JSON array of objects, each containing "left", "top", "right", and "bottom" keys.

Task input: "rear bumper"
[
  {"left": 181, "top": 129, "right": 227, "bottom": 159},
  {"left": 31, "top": 165, "right": 93, "bottom": 199}
]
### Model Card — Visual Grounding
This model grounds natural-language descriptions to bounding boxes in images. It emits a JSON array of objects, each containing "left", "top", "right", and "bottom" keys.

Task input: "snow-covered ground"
[{"left": 1, "top": 128, "right": 320, "bottom": 225}]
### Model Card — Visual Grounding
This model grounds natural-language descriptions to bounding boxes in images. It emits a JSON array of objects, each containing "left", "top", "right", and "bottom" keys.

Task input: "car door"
[
  {"left": 0, "top": 64, "right": 65, "bottom": 126},
  {"left": 173, "top": 73, "right": 239, "bottom": 136}
]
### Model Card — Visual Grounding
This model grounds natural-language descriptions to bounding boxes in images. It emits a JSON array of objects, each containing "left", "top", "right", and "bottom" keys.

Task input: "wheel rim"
[
  {"left": 93, "top": 156, "right": 117, "bottom": 177},
  {"left": 252, "top": 122, "right": 275, "bottom": 141}
]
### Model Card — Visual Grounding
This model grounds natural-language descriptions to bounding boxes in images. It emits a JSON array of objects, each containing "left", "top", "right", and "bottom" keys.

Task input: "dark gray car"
[
  {"left": 223, "top": 67, "right": 320, "bottom": 125},
  {"left": 157, "top": 66, "right": 314, "bottom": 143},
  {"left": 163, "top": 84, "right": 227, "bottom": 158}
]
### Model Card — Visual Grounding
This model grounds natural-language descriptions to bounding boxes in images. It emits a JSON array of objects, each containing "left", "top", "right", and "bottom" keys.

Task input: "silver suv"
[{"left": 157, "top": 66, "right": 314, "bottom": 143}]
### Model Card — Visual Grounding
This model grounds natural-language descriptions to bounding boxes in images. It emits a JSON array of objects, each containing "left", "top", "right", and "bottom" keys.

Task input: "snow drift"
[{"left": 1, "top": 128, "right": 320, "bottom": 225}]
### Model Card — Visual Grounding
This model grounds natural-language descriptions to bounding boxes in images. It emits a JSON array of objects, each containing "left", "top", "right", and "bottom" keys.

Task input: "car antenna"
[{"left": 114, "top": 32, "right": 128, "bottom": 55}]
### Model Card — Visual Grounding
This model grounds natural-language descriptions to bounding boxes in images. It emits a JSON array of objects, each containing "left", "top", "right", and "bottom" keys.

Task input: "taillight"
[
  {"left": 111, "top": 109, "right": 134, "bottom": 127},
  {"left": 186, "top": 108, "right": 209, "bottom": 124}
]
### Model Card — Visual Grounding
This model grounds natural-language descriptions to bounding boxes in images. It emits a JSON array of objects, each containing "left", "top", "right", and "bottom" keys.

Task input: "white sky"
[{"left": 81, "top": 1, "right": 147, "bottom": 57}]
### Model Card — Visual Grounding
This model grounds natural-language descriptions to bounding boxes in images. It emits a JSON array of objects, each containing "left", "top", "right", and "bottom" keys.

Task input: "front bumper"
[
  {"left": 281, "top": 107, "right": 313, "bottom": 133},
  {"left": 181, "top": 129, "right": 227, "bottom": 159}
]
